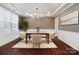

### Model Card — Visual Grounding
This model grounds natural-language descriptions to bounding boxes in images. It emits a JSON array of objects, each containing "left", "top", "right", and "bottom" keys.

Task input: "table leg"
[
  {"left": 26, "top": 34, "right": 27, "bottom": 43},
  {"left": 29, "top": 34, "right": 31, "bottom": 40},
  {"left": 47, "top": 34, "right": 49, "bottom": 44}
]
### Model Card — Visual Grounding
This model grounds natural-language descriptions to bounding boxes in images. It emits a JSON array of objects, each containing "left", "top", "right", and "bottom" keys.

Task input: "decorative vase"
[{"left": 36, "top": 27, "right": 40, "bottom": 32}]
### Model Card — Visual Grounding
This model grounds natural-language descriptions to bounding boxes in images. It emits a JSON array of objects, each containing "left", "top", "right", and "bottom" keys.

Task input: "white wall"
[
  {"left": 55, "top": 4, "right": 79, "bottom": 51},
  {"left": 0, "top": 33, "right": 19, "bottom": 46},
  {"left": 58, "top": 30, "right": 79, "bottom": 51},
  {"left": 0, "top": 6, "right": 19, "bottom": 34},
  {"left": 55, "top": 17, "right": 59, "bottom": 36},
  {"left": 55, "top": 16, "right": 79, "bottom": 51},
  {"left": 0, "top": 6, "right": 19, "bottom": 46}
]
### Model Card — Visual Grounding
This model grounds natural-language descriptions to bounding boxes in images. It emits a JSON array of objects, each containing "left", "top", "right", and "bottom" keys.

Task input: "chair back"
[
  {"left": 32, "top": 34, "right": 41, "bottom": 43},
  {"left": 49, "top": 33, "right": 56, "bottom": 39},
  {"left": 20, "top": 31, "right": 26, "bottom": 39}
]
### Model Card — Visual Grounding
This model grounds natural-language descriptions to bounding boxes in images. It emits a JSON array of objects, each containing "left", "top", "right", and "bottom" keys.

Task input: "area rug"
[{"left": 12, "top": 38, "right": 57, "bottom": 48}]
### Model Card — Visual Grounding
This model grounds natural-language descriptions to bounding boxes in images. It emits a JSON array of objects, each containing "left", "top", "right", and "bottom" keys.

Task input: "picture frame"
[{"left": 61, "top": 10, "right": 79, "bottom": 26}]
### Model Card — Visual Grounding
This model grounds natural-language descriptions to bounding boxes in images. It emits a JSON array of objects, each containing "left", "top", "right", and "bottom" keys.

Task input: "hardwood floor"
[{"left": 0, "top": 37, "right": 79, "bottom": 55}]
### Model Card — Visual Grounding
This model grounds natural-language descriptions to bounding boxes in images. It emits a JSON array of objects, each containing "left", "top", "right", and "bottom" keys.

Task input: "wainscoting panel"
[
  {"left": 58, "top": 30, "right": 79, "bottom": 51},
  {"left": 0, "top": 33, "right": 19, "bottom": 46}
]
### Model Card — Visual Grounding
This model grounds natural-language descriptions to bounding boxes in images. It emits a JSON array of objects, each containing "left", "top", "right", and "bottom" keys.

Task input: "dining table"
[{"left": 26, "top": 31, "right": 49, "bottom": 44}]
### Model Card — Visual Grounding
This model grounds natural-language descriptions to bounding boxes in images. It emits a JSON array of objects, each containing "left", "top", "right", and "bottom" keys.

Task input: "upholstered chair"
[
  {"left": 49, "top": 33, "right": 55, "bottom": 40},
  {"left": 32, "top": 34, "right": 41, "bottom": 48},
  {"left": 19, "top": 31, "right": 26, "bottom": 42}
]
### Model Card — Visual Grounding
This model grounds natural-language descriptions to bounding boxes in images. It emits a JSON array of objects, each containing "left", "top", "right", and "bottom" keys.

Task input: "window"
[{"left": 0, "top": 6, "right": 19, "bottom": 34}]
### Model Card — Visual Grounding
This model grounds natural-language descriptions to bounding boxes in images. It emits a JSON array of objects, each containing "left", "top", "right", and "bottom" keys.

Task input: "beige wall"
[
  {"left": 58, "top": 4, "right": 79, "bottom": 32},
  {"left": 21, "top": 17, "right": 55, "bottom": 29}
]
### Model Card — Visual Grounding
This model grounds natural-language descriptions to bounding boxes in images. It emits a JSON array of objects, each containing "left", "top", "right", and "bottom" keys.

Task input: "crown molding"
[
  {"left": 0, "top": 3, "right": 75, "bottom": 17},
  {"left": 0, "top": 3, "right": 24, "bottom": 16},
  {"left": 53, "top": 3, "right": 75, "bottom": 17},
  {"left": 52, "top": 3, "right": 66, "bottom": 16}
]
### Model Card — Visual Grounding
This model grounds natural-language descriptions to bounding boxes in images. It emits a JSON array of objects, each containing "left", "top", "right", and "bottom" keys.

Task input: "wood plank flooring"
[{"left": 0, "top": 37, "right": 79, "bottom": 55}]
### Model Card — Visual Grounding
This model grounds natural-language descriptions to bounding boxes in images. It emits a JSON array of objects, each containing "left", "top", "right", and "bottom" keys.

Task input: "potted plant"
[{"left": 19, "top": 20, "right": 28, "bottom": 32}]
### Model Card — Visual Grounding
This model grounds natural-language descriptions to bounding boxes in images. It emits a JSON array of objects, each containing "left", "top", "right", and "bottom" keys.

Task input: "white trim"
[
  {"left": 55, "top": 3, "right": 75, "bottom": 16},
  {"left": 10, "top": 3, "right": 24, "bottom": 15},
  {"left": 0, "top": 33, "right": 19, "bottom": 47},
  {"left": 58, "top": 30, "right": 79, "bottom": 51},
  {"left": 0, "top": 3, "right": 75, "bottom": 17},
  {"left": 59, "top": 37, "right": 79, "bottom": 52},
  {"left": 52, "top": 3, "right": 66, "bottom": 16},
  {"left": 0, "top": 3, "right": 23, "bottom": 16}
]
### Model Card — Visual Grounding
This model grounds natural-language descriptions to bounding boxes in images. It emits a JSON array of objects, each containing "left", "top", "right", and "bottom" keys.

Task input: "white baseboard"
[
  {"left": 0, "top": 33, "right": 19, "bottom": 46},
  {"left": 58, "top": 30, "right": 79, "bottom": 51}
]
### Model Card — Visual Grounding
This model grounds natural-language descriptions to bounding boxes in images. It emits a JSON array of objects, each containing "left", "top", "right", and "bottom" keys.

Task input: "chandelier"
[
  {"left": 25, "top": 7, "right": 51, "bottom": 19},
  {"left": 32, "top": 8, "right": 40, "bottom": 20}
]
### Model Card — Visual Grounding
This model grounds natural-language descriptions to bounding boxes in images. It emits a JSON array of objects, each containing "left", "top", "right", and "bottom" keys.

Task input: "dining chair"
[
  {"left": 32, "top": 34, "right": 42, "bottom": 48},
  {"left": 49, "top": 33, "right": 55, "bottom": 40},
  {"left": 19, "top": 31, "right": 26, "bottom": 42}
]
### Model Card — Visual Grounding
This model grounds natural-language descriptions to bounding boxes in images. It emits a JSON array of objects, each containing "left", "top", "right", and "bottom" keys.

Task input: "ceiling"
[
  {"left": 0, "top": 3, "right": 74, "bottom": 17},
  {"left": 11, "top": 3, "right": 62, "bottom": 14}
]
